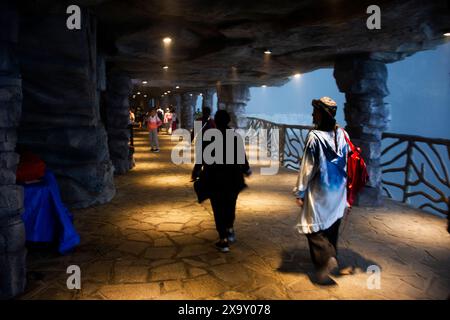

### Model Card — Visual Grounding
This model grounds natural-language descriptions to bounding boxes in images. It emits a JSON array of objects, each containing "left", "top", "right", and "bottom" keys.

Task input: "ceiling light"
[
  {"left": 261, "top": 85, "right": 267, "bottom": 88},
  {"left": 163, "top": 65, "right": 169, "bottom": 70},
  {"left": 163, "top": 37, "right": 172, "bottom": 44},
  {"left": 293, "top": 73, "right": 301, "bottom": 78},
  {"left": 190, "top": 94, "right": 193, "bottom": 96},
  {"left": 132, "top": 95, "right": 136, "bottom": 99},
  {"left": 175, "top": 86, "right": 180, "bottom": 89},
  {"left": 264, "top": 50, "right": 272, "bottom": 55},
  {"left": 137, "top": 92, "right": 141, "bottom": 95},
  {"left": 444, "top": 32, "right": 450, "bottom": 37},
  {"left": 142, "top": 80, "right": 148, "bottom": 84},
  {"left": 144, "top": 94, "right": 147, "bottom": 97},
  {"left": 167, "top": 91, "right": 171, "bottom": 93}
]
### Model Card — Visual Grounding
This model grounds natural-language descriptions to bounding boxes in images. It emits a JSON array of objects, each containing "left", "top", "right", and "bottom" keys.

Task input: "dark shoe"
[
  {"left": 150, "top": 148, "right": 155, "bottom": 151},
  {"left": 215, "top": 240, "right": 230, "bottom": 253},
  {"left": 314, "top": 274, "right": 337, "bottom": 286},
  {"left": 316, "top": 257, "right": 338, "bottom": 283},
  {"left": 153, "top": 149, "right": 160, "bottom": 153},
  {"left": 227, "top": 228, "right": 236, "bottom": 244}
]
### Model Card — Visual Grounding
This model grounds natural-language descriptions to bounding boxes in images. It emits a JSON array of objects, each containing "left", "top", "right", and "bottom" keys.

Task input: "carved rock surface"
[
  {"left": 74, "top": 0, "right": 450, "bottom": 94},
  {"left": 17, "top": 8, "right": 115, "bottom": 208}
]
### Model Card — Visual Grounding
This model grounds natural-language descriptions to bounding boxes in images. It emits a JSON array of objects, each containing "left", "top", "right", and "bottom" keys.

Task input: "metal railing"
[{"left": 246, "top": 117, "right": 450, "bottom": 216}]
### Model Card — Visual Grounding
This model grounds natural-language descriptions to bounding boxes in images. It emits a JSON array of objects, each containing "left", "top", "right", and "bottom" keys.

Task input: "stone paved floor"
[{"left": 19, "top": 129, "right": 450, "bottom": 300}]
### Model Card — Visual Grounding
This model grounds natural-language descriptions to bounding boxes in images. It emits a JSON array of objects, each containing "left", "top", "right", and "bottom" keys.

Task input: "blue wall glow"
[{"left": 246, "top": 42, "right": 450, "bottom": 139}]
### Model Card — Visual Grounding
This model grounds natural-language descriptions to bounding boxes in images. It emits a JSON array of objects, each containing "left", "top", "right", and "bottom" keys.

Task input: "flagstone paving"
[{"left": 19, "top": 130, "right": 450, "bottom": 300}]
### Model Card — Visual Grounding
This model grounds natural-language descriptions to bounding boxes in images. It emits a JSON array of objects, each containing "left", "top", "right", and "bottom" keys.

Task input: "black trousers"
[
  {"left": 305, "top": 219, "right": 341, "bottom": 270},
  {"left": 128, "top": 124, "right": 134, "bottom": 146},
  {"left": 210, "top": 192, "right": 238, "bottom": 239}
]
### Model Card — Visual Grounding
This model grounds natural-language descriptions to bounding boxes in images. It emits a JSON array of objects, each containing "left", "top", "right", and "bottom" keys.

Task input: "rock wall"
[
  {"left": 0, "top": 0, "right": 26, "bottom": 299},
  {"left": 216, "top": 84, "right": 250, "bottom": 128},
  {"left": 17, "top": 7, "right": 115, "bottom": 209},
  {"left": 105, "top": 72, "right": 133, "bottom": 174},
  {"left": 334, "top": 55, "right": 391, "bottom": 206}
]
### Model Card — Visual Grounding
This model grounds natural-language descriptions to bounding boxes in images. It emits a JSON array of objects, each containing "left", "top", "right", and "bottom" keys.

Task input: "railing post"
[
  {"left": 279, "top": 125, "right": 286, "bottom": 167},
  {"left": 403, "top": 141, "right": 414, "bottom": 204}
]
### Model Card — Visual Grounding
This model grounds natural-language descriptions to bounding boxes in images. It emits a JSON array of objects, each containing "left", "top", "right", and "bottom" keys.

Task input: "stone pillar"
[
  {"left": 216, "top": 84, "right": 250, "bottom": 128},
  {"left": 201, "top": 88, "right": 215, "bottom": 113},
  {"left": 17, "top": 7, "right": 115, "bottom": 208},
  {"left": 105, "top": 72, "right": 133, "bottom": 174},
  {"left": 180, "top": 93, "right": 198, "bottom": 130},
  {"left": 334, "top": 55, "right": 391, "bottom": 206},
  {"left": 0, "top": 0, "right": 26, "bottom": 299}
]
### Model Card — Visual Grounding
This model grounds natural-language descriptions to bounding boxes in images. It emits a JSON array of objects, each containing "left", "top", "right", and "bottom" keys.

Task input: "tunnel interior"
[{"left": 0, "top": 0, "right": 449, "bottom": 299}]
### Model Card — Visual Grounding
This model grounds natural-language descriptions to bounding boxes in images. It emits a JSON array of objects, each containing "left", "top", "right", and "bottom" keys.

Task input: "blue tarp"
[{"left": 21, "top": 170, "right": 80, "bottom": 254}]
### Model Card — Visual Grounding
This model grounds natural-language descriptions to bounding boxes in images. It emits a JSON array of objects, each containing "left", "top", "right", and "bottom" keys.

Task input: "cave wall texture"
[{"left": 0, "top": 0, "right": 449, "bottom": 298}]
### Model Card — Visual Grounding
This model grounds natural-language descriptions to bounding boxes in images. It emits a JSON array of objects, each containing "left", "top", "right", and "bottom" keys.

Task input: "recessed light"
[
  {"left": 444, "top": 32, "right": 450, "bottom": 37},
  {"left": 175, "top": 86, "right": 180, "bottom": 89},
  {"left": 163, "top": 65, "right": 169, "bottom": 70},
  {"left": 142, "top": 80, "right": 148, "bottom": 84},
  {"left": 144, "top": 94, "right": 147, "bottom": 97},
  {"left": 264, "top": 50, "right": 272, "bottom": 55},
  {"left": 261, "top": 85, "right": 267, "bottom": 88},
  {"left": 137, "top": 92, "right": 141, "bottom": 95},
  {"left": 293, "top": 73, "right": 301, "bottom": 78},
  {"left": 163, "top": 37, "right": 172, "bottom": 44},
  {"left": 167, "top": 91, "right": 171, "bottom": 93},
  {"left": 190, "top": 94, "right": 193, "bottom": 96}
]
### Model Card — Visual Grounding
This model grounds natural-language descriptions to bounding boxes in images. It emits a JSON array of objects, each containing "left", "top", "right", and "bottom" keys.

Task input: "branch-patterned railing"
[
  {"left": 381, "top": 133, "right": 449, "bottom": 216},
  {"left": 246, "top": 117, "right": 450, "bottom": 216}
]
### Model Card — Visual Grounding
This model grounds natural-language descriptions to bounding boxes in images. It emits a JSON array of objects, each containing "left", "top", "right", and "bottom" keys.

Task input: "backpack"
[{"left": 342, "top": 129, "right": 369, "bottom": 207}]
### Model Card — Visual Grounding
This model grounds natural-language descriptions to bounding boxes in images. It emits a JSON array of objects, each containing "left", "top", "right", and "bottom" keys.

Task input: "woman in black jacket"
[{"left": 192, "top": 110, "right": 251, "bottom": 252}]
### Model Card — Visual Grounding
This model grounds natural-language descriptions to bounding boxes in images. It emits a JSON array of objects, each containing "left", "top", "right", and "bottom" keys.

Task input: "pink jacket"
[{"left": 147, "top": 115, "right": 162, "bottom": 130}]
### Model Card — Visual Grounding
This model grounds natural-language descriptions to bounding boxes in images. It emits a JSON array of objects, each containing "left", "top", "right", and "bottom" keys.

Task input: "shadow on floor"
[{"left": 277, "top": 247, "right": 380, "bottom": 284}]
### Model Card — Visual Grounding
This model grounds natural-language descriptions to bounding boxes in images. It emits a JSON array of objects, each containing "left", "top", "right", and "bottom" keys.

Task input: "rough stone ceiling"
[{"left": 83, "top": 0, "right": 450, "bottom": 93}]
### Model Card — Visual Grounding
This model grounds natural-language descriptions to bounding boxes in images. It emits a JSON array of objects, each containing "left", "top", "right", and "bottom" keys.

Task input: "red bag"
[
  {"left": 343, "top": 130, "right": 369, "bottom": 207},
  {"left": 16, "top": 151, "right": 46, "bottom": 183}
]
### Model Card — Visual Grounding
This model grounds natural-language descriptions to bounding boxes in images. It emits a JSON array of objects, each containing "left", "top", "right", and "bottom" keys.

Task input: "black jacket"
[{"left": 193, "top": 127, "right": 251, "bottom": 202}]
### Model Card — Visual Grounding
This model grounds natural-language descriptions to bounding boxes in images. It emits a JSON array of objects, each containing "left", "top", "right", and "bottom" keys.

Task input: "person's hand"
[
  {"left": 296, "top": 198, "right": 304, "bottom": 207},
  {"left": 345, "top": 206, "right": 352, "bottom": 216}
]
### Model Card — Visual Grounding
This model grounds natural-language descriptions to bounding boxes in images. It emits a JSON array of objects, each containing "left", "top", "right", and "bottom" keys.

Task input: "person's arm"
[{"left": 293, "top": 132, "right": 318, "bottom": 203}]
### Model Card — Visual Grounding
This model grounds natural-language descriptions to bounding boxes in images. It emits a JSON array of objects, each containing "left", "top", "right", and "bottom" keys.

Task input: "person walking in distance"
[
  {"left": 293, "top": 97, "right": 350, "bottom": 285},
  {"left": 147, "top": 108, "right": 162, "bottom": 152},
  {"left": 164, "top": 107, "right": 174, "bottom": 135}
]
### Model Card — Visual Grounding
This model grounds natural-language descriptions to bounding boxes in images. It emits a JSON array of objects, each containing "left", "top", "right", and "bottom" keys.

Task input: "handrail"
[{"left": 246, "top": 117, "right": 450, "bottom": 216}]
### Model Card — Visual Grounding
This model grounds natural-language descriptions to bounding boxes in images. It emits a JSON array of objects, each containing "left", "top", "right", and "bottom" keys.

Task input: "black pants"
[
  {"left": 210, "top": 192, "right": 238, "bottom": 239},
  {"left": 128, "top": 124, "right": 134, "bottom": 146},
  {"left": 305, "top": 219, "right": 341, "bottom": 270}
]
